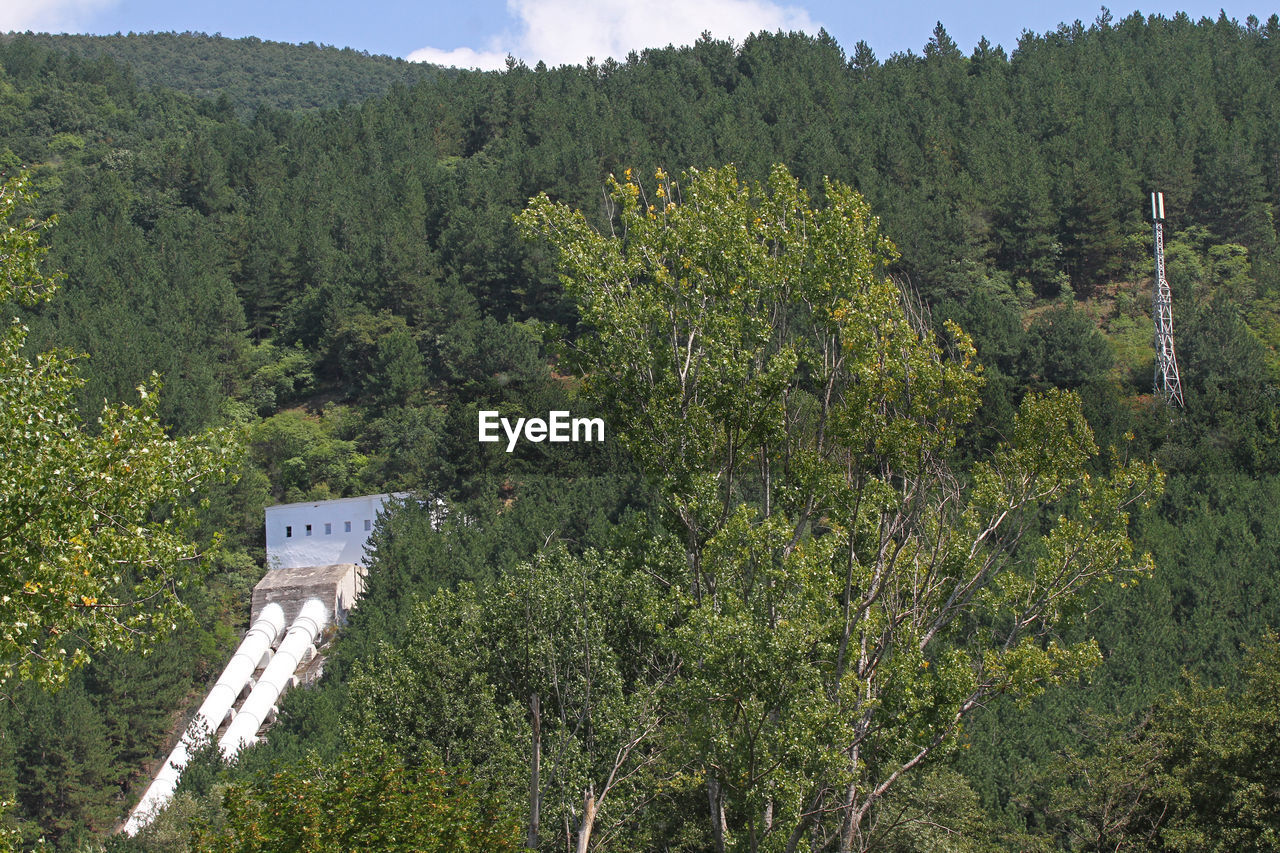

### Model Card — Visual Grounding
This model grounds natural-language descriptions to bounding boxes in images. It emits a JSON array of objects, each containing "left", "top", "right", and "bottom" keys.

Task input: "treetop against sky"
[{"left": 0, "top": 0, "right": 1269, "bottom": 72}]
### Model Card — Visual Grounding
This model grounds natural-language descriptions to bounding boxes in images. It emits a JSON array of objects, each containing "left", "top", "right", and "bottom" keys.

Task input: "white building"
[
  {"left": 264, "top": 493, "right": 404, "bottom": 571},
  {"left": 124, "top": 493, "right": 421, "bottom": 836}
]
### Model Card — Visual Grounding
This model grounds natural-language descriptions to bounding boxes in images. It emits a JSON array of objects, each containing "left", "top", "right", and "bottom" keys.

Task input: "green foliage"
[
  {"left": 1044, "top": 635, "right": 1280, "bottom": 852},
  {"left": 7, "top": 33, "right": 440, "bottom": 116},
  {"left": 1022, "top": 305, "right": 1112, "bottom": 391},
  {"left": 10, "top": 681, "right": 115, "bottom": 846},
  {"left": 2, "top": 14, "right": 1279, "bottom": 846},
  {"left": 872, "top": 767, "right": 1036, "bottom": 852},
  {"left": 0, "top": 175, "right": 236, "bottom": 687},
  {"left": 248, "top": 409, "right": 365, "bottom": 502},
  {"left": 232, "top": 460, "right": 642, "bottom": 792},
  {"left": 1171, "top": 296, "right": 1280, "bottom": 475},
  {"left": 191, "top": 741, "right": 522, "bottom": 852},
  {"left": 521, "top": 164, "right": 1161, "bottom": 850},
  {"left": 337, "top": 545, "right": 671, "bottom": 852},
  {"left": 245, "top": 344, "right": 313, "bottom": 417},
  {"left": 371, "top": 324, "right": 426, "bottom": 409}
]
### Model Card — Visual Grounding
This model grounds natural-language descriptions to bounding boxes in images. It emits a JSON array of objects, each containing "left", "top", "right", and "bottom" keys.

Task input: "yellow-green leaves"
[
  {"left": 0, "top": 174, "right": 237, "bottom": 688},
  {"left": 193, "top": 741, "right": 522, "bottom": 852},
  {"left": 0, "top": 174, "right": 60, "bottom": 307},
  {"left": 518, "top": 165, "right": 977, "bottom": 553},
  {"left": 518, "top": 163, "right": 1161, "bottom": 850}
]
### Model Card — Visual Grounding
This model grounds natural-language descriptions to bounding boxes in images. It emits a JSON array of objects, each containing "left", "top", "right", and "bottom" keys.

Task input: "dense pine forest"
[
  {"left": 2, "top": 10, "right": 1280, "bottom": 851},
  {"left": 2, "top": 32, "right": 441, "bottom": 113}
]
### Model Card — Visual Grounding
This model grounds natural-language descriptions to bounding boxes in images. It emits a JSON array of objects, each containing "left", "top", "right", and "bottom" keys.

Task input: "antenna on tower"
[{"left": 1150, "top": 192, "right": 1184, "bottom": 407}]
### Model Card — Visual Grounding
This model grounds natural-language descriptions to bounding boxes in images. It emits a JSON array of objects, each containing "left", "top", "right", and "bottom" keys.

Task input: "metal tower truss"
[{"left": 1150, "top": 192, "right": 1184, "bottom": 408}]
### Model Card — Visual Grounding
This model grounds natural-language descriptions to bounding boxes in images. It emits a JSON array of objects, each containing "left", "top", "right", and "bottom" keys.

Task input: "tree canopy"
[
  {"left": 0, "top": 174, "right": 235, "bottom": 688},
  {"left": 512, "top": 164, "right": 1162, "bottom": 851},
  {"left": 2, "top": 16, "right": 1279, "bottom": 848}
]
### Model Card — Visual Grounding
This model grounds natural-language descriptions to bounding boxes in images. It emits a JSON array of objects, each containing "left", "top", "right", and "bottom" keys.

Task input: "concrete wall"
[
  {"left": 251, "top": 563, "right": 364, "bottom": 627},
  {"left": 264, "top": 494, "right": 403, "bottom": 570}
]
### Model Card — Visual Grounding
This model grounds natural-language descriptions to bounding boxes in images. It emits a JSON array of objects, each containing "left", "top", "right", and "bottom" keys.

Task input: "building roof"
[
  {"left": 250, "top": 562, "right": 364, "bottom": 626},
  {"left": 264, "top": 492, "right": 407, "bottom": 511}
]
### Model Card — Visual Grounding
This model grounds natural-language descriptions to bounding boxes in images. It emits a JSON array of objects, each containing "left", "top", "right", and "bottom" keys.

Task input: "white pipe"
[
  {"left": 122, "top": 603, "right": 286, "bottom": 836},
  {"left": 219, "top": 598, "right": 329, "bottom": 760}
]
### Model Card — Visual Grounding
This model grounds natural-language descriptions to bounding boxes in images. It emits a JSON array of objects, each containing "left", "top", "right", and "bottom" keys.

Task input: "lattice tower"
[{"left": 1150, "top": 192, "right": 1184, "bottom": 407}]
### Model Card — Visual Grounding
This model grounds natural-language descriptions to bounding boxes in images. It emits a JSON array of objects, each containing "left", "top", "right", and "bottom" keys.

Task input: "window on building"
[
  {"left": 344, "top": 521, "right": 352, "bottom": 533},
  {"left": 324, "top": 522, "right": 332, "bottom": 535},
  {"left": 286, "top": 526, "right": 292, "bottom": 538},
  {"left": 305, "top": 524, "right": 312, "bottom": 536},
  {"left": 364, "top": 519, "right": 372, "bottom": 531}
]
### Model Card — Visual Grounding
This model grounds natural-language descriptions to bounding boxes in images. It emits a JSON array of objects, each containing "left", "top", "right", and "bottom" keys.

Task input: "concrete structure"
[
  {"left": 122, "top": 604, "right": 286, "bottom": 837},
  {"left": 251, "top": 561, "right": 363, "bottom": 626},
  {"left": 255, "top": 492, "right": 410, "bottom": 625},
  {"left": 121, "top": 493, "right": 414, "bottom": 837},
  {"left": 219, "top": 598, "right": 329, "bottom": 758},
  {"left": 264, "top": 493, "right": 404, "bottom": 570}
]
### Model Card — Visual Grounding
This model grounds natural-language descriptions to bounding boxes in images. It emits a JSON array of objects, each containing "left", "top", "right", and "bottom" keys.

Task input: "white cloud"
[
  {"left": 405, "top": 45, "right": 511, "bottom": 71},
  {"left": 0, "top": 0, "right": 117, "bottom": 33},
  {"left": 408, "top": 0, "right": 819, "bottom": 69}
]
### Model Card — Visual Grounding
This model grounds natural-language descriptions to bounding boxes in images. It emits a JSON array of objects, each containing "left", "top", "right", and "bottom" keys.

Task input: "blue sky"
[{"left": 0, "top": 1, "right": 1267, "bottom": 70}]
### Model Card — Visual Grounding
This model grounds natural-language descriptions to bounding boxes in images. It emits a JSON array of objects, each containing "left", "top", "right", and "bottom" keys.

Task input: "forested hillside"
[
  {"left": 3, "top": 32, "right": 440, "bottom": 113},
  {"left": 1, "top": 11, "right": 1279, "bottom": 851}
]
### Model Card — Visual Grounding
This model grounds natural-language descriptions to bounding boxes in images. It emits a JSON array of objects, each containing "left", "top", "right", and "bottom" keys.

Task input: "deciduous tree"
[
  {"left": 0, "top": 174, "right": 235, "bottom": 688},
  {"left": 519, "top": 164, "right": 1161, "bottom": 852}
]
